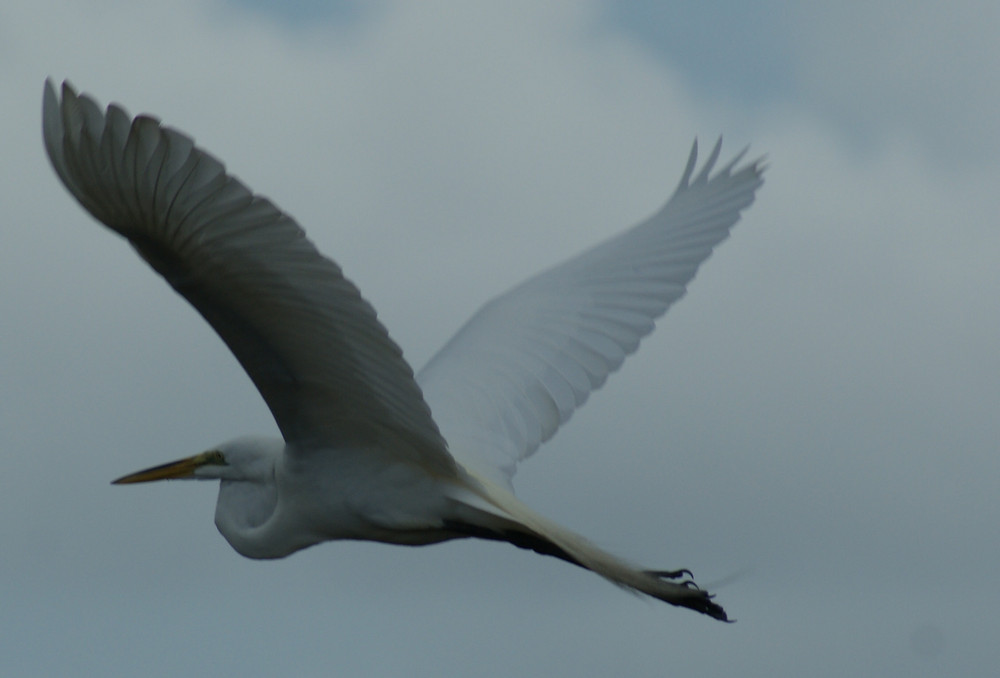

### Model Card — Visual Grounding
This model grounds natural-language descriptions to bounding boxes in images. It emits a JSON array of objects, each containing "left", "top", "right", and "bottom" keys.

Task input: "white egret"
[{"left": 43, "top": 80, "right": 764, "bottom": 620}]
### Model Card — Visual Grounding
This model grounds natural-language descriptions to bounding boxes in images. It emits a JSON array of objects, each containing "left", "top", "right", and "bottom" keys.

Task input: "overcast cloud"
[{"left": 1, "top": 1, "right": 998, "bottom": 676}]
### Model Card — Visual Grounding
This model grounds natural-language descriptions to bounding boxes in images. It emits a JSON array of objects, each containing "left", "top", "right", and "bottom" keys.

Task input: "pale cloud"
[{"left": 790, "top": 1, "right": 1000, "bottom": 162}]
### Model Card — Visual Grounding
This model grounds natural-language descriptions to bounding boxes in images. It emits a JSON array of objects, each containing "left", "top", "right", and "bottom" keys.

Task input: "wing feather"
[
  {"left": 417, "top": 139, "right": 765, "bottom": 485},
  {"left": 43, "top": 80, "right": 454, "bottom": 475}
]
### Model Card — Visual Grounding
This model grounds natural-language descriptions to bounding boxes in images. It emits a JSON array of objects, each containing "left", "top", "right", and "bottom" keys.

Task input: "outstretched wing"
[
  {"left": 417, "top": 140, "right": 765, "bottom": 486},
  {"left": 43, "top": 80, "right": 454, "bottom": 475}
]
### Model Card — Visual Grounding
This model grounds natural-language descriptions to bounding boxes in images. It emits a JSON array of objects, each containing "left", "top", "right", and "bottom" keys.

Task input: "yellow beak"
[{"left": 112, "top": 450, "right": 225, "bottom": 484}]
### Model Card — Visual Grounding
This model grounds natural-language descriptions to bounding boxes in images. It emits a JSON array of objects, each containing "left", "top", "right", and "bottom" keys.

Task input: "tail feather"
[{"left": 452, "top": 476, "right": 729, "bottom": 621}]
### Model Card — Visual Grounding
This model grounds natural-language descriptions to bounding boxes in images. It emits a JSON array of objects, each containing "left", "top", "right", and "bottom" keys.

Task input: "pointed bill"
[{"left": 112, "top": 451, "right": 225, "bottom": 484}]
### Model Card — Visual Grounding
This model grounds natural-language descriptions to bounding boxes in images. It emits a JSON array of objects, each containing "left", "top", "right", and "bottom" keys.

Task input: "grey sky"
[{"left": 1, "top": 1, "right": 998, "bottom": 676}]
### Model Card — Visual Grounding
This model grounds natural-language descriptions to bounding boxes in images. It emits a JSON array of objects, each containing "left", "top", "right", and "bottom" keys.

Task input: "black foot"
[
  {"left": 647, "top": 568, "right": 694, "bottom": 580},
  {"left": 694, "top": 594, "right": 731, "bottom": 622},
  {"left": 643, "top": 568, "right": 732, "bottom": 621}
]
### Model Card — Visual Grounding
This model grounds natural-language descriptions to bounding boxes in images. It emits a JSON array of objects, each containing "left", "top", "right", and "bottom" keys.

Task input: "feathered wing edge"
[
  {"left": 42, "top": 79, "right": 456, "bottom": 474},
  {"left": 418, "top": 139, "right": 765, "bottom": 486}
]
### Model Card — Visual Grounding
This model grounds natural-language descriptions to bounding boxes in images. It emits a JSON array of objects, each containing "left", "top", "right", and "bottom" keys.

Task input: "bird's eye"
[{"left": 205, "top": 450, "right": 227, "bottom": 466}]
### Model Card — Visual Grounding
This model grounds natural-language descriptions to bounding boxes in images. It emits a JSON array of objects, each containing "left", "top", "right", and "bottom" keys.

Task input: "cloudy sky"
[{"left": 2, "top": 1, "right": 998, "bottom": 676}]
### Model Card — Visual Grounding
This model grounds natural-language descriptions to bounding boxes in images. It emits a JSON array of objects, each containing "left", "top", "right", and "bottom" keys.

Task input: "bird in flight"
[{"left": 43, "top": 80, "right": 764, "bottom": 620}]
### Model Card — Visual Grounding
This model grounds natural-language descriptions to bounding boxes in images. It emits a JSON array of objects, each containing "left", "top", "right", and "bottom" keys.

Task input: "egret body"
[{"left": 43, "top": 80, "right": 764, "bottom": 620}]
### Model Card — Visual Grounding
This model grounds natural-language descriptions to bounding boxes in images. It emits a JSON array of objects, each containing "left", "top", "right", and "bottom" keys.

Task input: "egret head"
[{"left": 112, "top": 437, "right": 289, "bottom": 558}]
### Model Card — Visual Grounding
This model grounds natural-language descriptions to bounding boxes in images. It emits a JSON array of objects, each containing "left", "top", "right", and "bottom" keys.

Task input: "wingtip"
[
  {"left": 677, "top": 138, "right": 700, "bottom": 190},
  {"left": 42, "top": 79, "right": 58, "bottom": 124},
  {"left": 674, "top": 135, "right": 765, "bottom": 196},
  {"left": 42, "top": 78, "right": 67, "bottom": 177},
  {"left": 692, "top": 137, "right": 723, "bottom": 185},
  {"left": 43, "top": 78, "right": 81, "bottom": 106},
  {"left": 42, "top": 78, "right": 69, "bottom": 117},
  {"left": 753, "top": 153, "right": 770, "bottom": 175}
]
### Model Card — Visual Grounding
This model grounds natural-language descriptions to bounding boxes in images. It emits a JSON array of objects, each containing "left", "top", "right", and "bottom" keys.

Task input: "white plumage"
[{"left": 43, "top": 79, "right": 764, "bottom": 620}]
